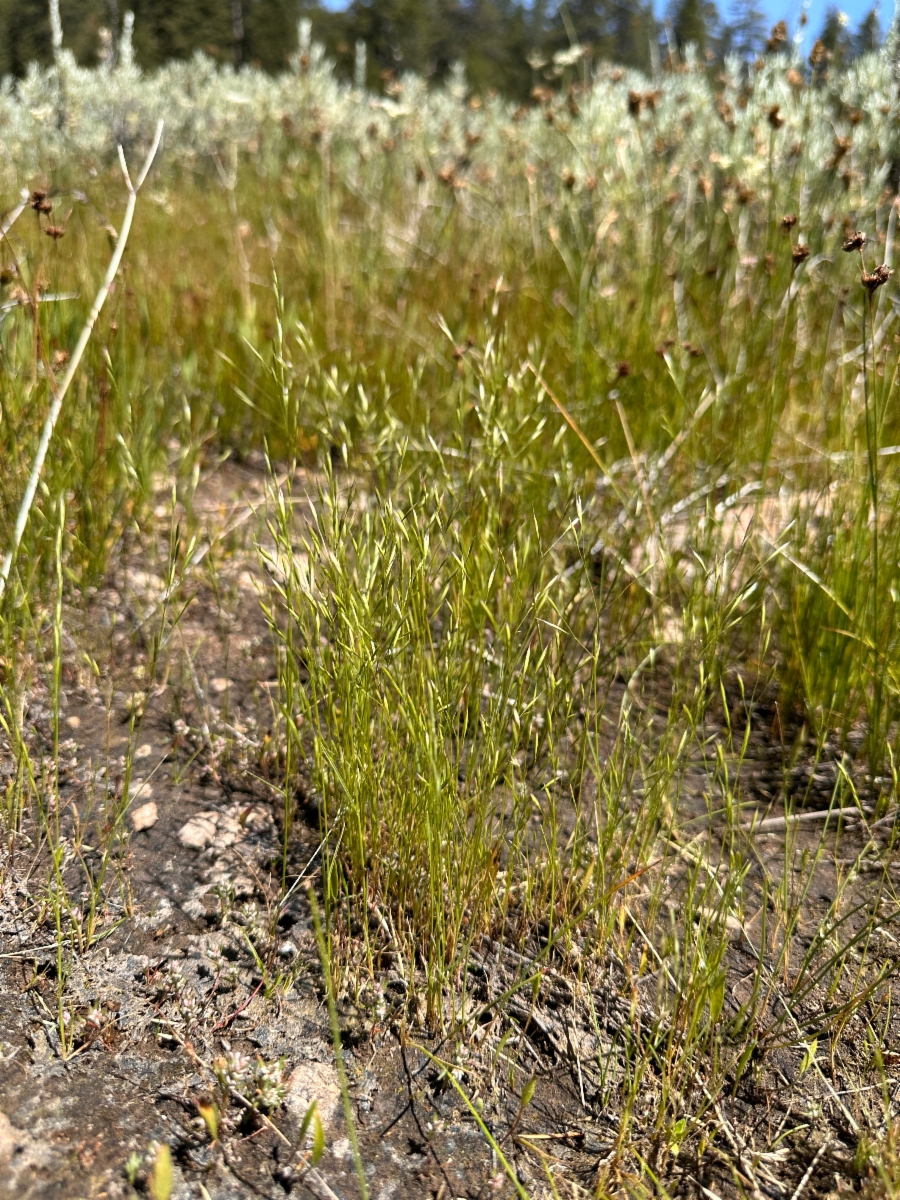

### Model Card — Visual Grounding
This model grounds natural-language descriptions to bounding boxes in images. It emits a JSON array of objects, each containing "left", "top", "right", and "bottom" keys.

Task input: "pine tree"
[
  {"left": 818, "top": 6, "right": 852, "bottom": 70},
  {"left": 0, "top": 0, "right": 107, "bottom": 72},
  {"left": 854, "top": 6, "right": 881, "bottom": 55},
  {"left": 726, "top": 0, "right": 765, "bottom": 60},
  {"left": 547, "top": 0, "right": 656, "bottom": 73},
  {"left": 669, "top": 0, "right": 719, "bottom": 57}
]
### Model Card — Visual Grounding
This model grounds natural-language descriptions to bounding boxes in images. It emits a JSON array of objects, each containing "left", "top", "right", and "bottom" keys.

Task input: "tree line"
[{"left": 0, "top": 0, "right": 885, "bottom": 98}]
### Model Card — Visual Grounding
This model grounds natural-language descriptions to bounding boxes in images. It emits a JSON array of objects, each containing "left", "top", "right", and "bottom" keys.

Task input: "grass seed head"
[
  {"left": 767, "top": 105, "right": 784, "bottom": 130},
  {"left": 843, "top": 231, "right": 867, "bottom": 252},
  {"left": 782, "top": 213, "right": 798, "bottom": 230},
  {"left": 792, "top": 243, "right": 810, "bottom": 265}
]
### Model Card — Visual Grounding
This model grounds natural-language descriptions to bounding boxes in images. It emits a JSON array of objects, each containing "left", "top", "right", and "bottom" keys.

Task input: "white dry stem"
[
  {"left": 0, "top": 120, "right": 164, "bottom": 600},
  {"left": 48, "top": 0, "right": 63, "bottom": 56},
  {"left": 789, "top": 1140, "right": 829, "bottom": 1200},
  {"left": 741, "top": 805, "right": 869, "bottom": 834},
  {"left": 1, "top": 191, "right": 30, "bottom": 241}
]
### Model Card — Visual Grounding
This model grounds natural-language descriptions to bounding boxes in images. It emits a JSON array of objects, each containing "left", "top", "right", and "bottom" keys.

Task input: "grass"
[{"left": 2, "top": 37, "right": 900, "bottom": 1197}]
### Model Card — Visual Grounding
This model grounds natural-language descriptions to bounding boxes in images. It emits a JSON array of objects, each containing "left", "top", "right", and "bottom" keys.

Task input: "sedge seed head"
[
  {"left": 767, "top": 20, "right": 788, "bottom": 52},
  {"left": 862, "top": 264, "right": 892, "bottom": 293}
]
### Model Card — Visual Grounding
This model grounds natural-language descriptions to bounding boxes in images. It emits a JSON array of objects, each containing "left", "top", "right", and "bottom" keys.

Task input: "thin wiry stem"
[
  {"left": 0, "top": 120, "right": 164, "bottom": 601},
  {"left": 861, "top": 288, "right": 881, "bottom": 770}
]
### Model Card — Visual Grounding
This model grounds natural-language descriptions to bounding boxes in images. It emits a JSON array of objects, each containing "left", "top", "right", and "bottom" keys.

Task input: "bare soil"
[{"left": 1, "top": 461, "right": 898, "bottom": 1200}]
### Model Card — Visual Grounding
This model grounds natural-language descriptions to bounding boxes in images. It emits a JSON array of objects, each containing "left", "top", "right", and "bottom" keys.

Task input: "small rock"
[
  {"left": 212, "top": 814, "right": 241, "bottom": 849},
  {"left": 131, "top": 801, "right": 158, "bottom": 832},
  {"left": 65, "top": 715, "right": 81, "bottom": 729},
  {"left": 284, "top": 1060, "right": 342, "bottom": 1128},
  {"left": 0, "top": 1111, "right": 16, "bottom": 1164},
  {"left": 210, "top": 677, "right": 229, "bottom": 694},
  {"left": 178, "top": 812, "right": 219, "bottom": 849},
  {"left": 135, "top": 743, "right": 153, "bottom": 759}
]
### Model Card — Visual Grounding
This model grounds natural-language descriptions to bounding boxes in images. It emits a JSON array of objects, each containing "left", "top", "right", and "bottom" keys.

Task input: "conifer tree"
[
  {"left": 818, "top": 6, "right": 852, "bottom": 69},
  {"left": 668, "top": 0, "right": 718, "bottom": 56},
  {"left": 727, "top": 0, "right": 765, "bottom": 60},
  {"left": 855, "top": 6, "right": 881, "bottom": 55}
]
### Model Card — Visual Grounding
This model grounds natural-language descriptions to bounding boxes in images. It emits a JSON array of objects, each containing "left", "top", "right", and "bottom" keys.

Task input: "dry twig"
[{"left": 0, "top": 121, "right": 164, "bottom": 599}]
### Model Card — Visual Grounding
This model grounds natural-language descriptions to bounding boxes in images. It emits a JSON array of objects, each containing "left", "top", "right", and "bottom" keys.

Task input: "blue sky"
[{"left": 732, "top": 0, "right": 892, "bottom": 43}]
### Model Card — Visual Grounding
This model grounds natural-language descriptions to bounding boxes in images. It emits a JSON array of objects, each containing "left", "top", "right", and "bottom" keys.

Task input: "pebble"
[
  {"left": 178, "top": 812, "right": 218, "bottom": 849},
  {"left": 131, "top": 801, "right": 158, "bottom": 832}
]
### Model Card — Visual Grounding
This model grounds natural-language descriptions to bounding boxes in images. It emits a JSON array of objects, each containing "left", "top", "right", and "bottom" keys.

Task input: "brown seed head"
[
  {"left": 29, "top": 189, "right": 47, "bottom": 209},
  {"left": 809, "top": 39, "right": 829, "bottom": 66},
  {"left": 45, "top": 225, "right": 65, "bottom": 240},
  {"left": 717, "top": 100, "right": 735, "bottom": 129},
  {"left": 766, "top": 20, "right": 788, "bottom": 52},
  {"left": 842, "top": 231, "right": 867, "bottom": 252},
  {"left": 627, "top": 90, "right": 643, "bottom": 116},
  {"left": 847, "top": 108, "right": 863, "bottom": 126},
  {"left": 791, "top": 243, "right": 810, "bottom": 265},
  {"left": 786, "top": 68, "right": 804, "bottom": 91},
  {"left": 562, "top": 169, "right": 576, "bottom": 190},
  {"left": 767, "top": 104, "right": 784, "bottom": 130},
  {"left": 781, "top": 213, "right": 798, "bottom": 229},
  {"left": 616, "top": 360, "right": 632, "bottom": 378},
  {"left": 862, "top": 264, "right": 892, "bottom": 293},
  {"left": 833, "top": 135, "right": 852, "bottom": 162}
]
